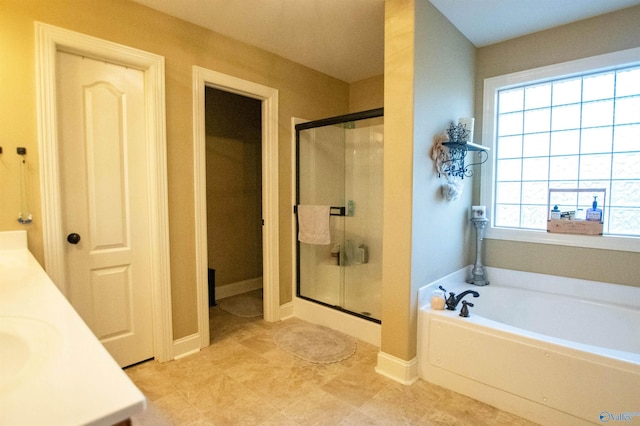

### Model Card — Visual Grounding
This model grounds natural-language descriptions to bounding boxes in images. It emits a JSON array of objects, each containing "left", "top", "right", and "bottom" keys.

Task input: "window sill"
[{"left": 485, "top": 227, "right": 640, "bottom": 253}]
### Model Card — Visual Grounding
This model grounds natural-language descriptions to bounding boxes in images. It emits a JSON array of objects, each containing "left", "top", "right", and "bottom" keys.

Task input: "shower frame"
[{"left": 295, "top": 108, "right": 383, "bottom": 324}]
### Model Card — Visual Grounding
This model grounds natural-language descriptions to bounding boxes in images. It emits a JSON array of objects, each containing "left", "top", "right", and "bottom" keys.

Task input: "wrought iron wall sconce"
[
  {"left": 440, "top": 141, "right": 489, "bottom": 179},
  {"left": 431, "top": 119, "right": 489, "bottom": 201},
  {"left": 439, "top": 122, "right": 489, "bottom": 179}
]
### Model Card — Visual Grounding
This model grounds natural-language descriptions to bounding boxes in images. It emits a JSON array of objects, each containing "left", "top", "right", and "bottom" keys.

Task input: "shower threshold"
[{"left": 297, "top": 295, "right": 381, "bottom": 324}]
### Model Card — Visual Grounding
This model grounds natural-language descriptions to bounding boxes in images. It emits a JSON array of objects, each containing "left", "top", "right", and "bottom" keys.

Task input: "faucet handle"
[
  {"left": 459, "top": 301, "right": 474, "bottom": 317},
  {"left": 445, "top": 292, "right": 457, "bottom": 310}
]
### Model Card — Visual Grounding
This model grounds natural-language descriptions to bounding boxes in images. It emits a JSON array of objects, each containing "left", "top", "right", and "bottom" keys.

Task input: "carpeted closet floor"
[{"left": 126, "top": 297, "right": 537, "bottom": 425}]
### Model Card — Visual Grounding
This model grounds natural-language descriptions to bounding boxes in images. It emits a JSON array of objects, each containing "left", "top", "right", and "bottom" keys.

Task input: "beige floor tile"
[
  {"left": 430, "top": 391, "right": 500, "bottom": 426},
  {"left": 340, "top": 341, "right": 379, "bottom": 368},
  {"left": 421, "top": 407, "right": 469, "bottom": 426},
  {"left": 288, "top": 360, "right": 346, "bottom": 388},
  {"left": 259, "top": 410, "right": 300, "bottom": 425},
  {"left": 152, "top": 392, "right": 208, "bottom": 425},
  {"left": 182, "top": 419, "right": 216, "bottom": 426},
  {"left": 231, "top": 362, "right": 318, "bottom": 410},
  {"left": 201, "top": 392, "right": 277, "bottom": 425},
  {"left": 130, "top": 399, "right": 175, "bottom": 426},
  {"left": 126, "top": 367, "right": 176, "bottom": 402},
  {"left": 126, "top": 357, "right": 171, "bottom": 379},
  {"left": 281, "top": 387, "right": 356, "bottom": 425},
  {"left": 359, "top": 383, "right": 439, "bottom": 424},
  {"left": 218, "top": 350, "right": 275, "bottom": 382},
  {"left": 239, "top": 330, "right": 280, "bottom": 354},
  {"left": 173, "top": 372, "right": 253, "bottom": 413},
  {"left": 321, "top": 364, "right": 389, "bottom": 408},
  {"left": 494, "top": 410, "right": 540, "bottom": 425},
  {"left": 164, "top": 354, "right": 221, "bottom": 382},
  {"left": 260, "top": 342, "right": 318, "bottom": 368},
  {"left": 127, "top": 295, "right": 536, "bottom": 426},
  {"left": 199, "top": 338, "right": 250, "bottom": 364},
  {"left": 338, "top": 409, "right": 388, "bottom": 425}
]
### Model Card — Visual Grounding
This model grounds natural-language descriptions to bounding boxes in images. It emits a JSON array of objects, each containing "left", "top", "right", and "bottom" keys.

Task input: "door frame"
[
  {"left": 35, "top": 22, "right": 173, "bottom": 362},
  {"left": 193, "top": 66, "right": 279, "bottom": 348}
]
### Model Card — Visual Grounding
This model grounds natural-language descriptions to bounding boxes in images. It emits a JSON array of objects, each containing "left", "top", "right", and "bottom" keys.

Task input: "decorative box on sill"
[{"left": 546, "top": 188, "right": 605, "bottom": 236}]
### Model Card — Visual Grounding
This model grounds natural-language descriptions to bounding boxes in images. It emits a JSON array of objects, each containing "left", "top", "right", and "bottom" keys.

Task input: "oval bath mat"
[
  {"left": 217, "top": 293, "right": 263, "bottom": 318},
  {"left": 273, "top": 323, "right": 356, "bottom": 364}
]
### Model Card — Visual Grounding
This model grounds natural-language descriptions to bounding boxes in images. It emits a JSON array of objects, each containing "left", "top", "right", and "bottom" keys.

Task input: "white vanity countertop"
[{"left": 0, "top": 230, "right": 145, "bottom": 426}]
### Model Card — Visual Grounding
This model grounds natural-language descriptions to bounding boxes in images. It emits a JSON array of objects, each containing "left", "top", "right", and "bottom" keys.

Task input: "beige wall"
[
  {"left": 349, "top": 74, "right": 384, "bottom": 112},
  {"left": 475, "top": 5, "right": 640, "bottom": 286},
  {"left": 0, "top": 0, "right": 351, "bottom": 339},
  {"left": 381, "top": 0, "right": 475, "bottom": 360},
  {"left": 382, "top": 0, "right": 416, "bottom": 361}
]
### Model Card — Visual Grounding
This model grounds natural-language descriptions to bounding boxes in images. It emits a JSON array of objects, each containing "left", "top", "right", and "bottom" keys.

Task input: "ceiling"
[
  {"left": 429, "top": 0, "right": 640, "bottom": 47},
  {"left": 131, "top": 0, "right": 640, "bottom": 83}
]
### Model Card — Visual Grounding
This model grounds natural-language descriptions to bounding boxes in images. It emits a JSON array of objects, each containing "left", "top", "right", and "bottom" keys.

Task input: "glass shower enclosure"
[{"left": 295, "top": 108, "right": 383, "bottom": 323}]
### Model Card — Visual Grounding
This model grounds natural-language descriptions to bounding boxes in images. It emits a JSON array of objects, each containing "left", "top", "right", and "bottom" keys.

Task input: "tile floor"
[{"left": 126, "top": 298, "right": 538, "bottom": 425}]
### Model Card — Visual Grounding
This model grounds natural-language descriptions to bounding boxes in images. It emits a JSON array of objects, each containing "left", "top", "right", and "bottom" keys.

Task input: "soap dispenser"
[{"left": 586, "top": 196, "right": 602, "bottom": 222}]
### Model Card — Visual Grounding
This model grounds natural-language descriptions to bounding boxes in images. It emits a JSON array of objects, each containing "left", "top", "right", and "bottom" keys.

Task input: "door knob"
[{"left": 67, "top": 233, "right": 81, "bottom": 244}]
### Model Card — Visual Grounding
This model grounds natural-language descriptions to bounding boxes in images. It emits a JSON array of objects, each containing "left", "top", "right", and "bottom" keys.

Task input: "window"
[{"left": 482, "top": 48, "right": 640, "bottom": 252}]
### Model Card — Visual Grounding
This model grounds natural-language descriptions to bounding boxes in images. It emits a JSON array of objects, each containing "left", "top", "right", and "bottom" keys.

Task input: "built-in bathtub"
[{"left": 418, "top": 266, "right": 640, "bottom": 425}]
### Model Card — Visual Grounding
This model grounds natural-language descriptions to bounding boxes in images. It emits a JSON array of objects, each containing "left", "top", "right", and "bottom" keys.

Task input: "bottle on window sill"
[{"left": 586, "top": 196, "right": 602, "bottom": 222}]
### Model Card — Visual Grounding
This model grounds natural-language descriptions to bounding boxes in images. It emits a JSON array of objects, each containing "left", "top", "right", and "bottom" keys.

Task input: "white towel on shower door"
[{"left": 297, "top": 205, "right": 331, "bottom": 245}]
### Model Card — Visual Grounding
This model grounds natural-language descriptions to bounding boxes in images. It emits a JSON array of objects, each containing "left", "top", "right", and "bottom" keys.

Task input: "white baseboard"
[
  {"left": 172, "top": 333, "right": 201, "bottom": 360},
  {"left": 216, "top": 277, "right": 263, "bottom": 300},
  {"left": 279, "top": 301, "right": 294, "bottom": 319},
  {"left": 375, "top": 351, "right": 419, "bottom": 385}
]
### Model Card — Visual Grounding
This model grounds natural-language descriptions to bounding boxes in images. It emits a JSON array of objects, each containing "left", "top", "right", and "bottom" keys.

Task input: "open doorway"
[
  {"left": 192, "top": 66, "right": 280, "bottom": 352},
  {"left": 205, "top": 88, "right": 264, "bottom": 329}
]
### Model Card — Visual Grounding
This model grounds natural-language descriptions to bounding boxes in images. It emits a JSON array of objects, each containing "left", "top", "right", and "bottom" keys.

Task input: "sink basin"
[{"left": 0, "top": 316, "right": 60, "bottom": 394}]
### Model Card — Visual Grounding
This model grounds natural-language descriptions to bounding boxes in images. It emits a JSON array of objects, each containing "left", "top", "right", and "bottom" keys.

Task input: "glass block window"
[{"left": 493, "top": 65, "right": 640, "bottom": 236}]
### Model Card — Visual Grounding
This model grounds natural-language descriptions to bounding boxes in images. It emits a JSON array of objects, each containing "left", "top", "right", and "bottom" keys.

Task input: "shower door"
[{"left": 296, "top": 109, "right": 383, "bottom": 322}]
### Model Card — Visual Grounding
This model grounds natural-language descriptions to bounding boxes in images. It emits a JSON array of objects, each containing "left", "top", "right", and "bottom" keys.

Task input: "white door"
[{"left": 56, "top": 51, "right": 154, "bottom": 367}]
